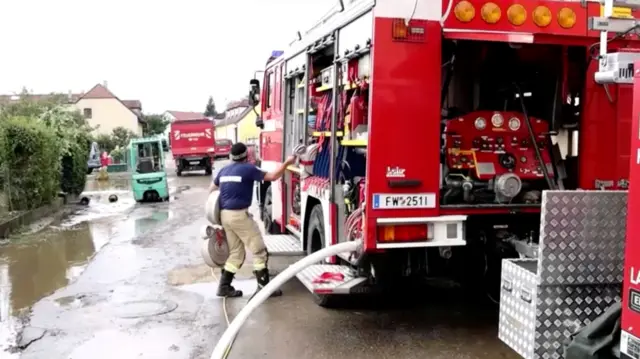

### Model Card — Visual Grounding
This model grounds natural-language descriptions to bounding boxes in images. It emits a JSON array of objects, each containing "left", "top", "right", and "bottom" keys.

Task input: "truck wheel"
[
  {"left": 306, "top": 204, "right": 339, "bottom": 308},
  {"left": 262, "top": 187, "right": 280, "bottom": 234}
]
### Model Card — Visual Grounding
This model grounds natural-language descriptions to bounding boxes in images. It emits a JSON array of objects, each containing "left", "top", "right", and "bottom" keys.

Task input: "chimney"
[
  {"left": 103, "top": 81, "right": 108, "bottom": 88},
  {"left": 67, "top": 90, "right": 73, "bottom": 102}
]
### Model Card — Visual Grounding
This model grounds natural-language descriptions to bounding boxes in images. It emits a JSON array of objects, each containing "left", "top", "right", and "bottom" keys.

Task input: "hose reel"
[{"left": 201, "top": 191, "right": 230, "bottom": 267}]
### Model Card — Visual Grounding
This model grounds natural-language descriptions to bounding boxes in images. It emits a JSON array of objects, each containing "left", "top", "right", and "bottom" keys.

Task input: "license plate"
[
  {"left": 372, "top": 193, "right": 436, "bottom": 209},
  {"left": 189, "top": 161, "right": 200, "bottom": 165}
]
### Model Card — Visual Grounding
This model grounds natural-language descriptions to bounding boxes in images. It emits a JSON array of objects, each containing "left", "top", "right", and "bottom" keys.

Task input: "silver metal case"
[{"left": 498, "top": 190, "right": 626, "bottom": 359}]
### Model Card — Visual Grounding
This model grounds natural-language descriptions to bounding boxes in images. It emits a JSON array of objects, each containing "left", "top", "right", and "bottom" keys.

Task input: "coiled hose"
[{"left": 210, "top": 240, "right": 363, "bottom": 359}]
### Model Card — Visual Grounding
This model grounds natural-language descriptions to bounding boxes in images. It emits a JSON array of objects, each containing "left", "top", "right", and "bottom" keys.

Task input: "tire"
[
  {"left": 205, "top": 165, "right": 212, "bottom": 176},
  {"left": 87, "top": 168, "right": 93, "bottom": 175},
  {"left": 306, "top": 204, "right": 339, "bottom": 308},
  {"left": 262, "top": 186, "right": 280, "bottom": 234}
]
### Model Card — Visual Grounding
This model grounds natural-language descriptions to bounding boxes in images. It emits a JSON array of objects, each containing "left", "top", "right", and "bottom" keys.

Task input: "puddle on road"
[
  {"left": 128, "top": 209, "right": 172, "bottom": 237},
  {"left": 0, "top": 222, "right": 102, "bottom": 354},
  {"left": 84, "top": 178, "right": 131, "bottom": 192},
  {"left": 0, "top": 182, "right": 175, "bottom": 355}
]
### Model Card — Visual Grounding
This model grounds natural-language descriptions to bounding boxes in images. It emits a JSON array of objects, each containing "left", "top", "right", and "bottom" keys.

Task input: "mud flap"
[{"left": 563, "top": 302, "right": 621, "bottom": 359}]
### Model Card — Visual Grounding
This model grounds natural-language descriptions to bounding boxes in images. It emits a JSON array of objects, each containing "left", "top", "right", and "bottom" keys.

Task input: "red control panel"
[{"left": 444, "top": 111, "right": 554, "bottom": 181}]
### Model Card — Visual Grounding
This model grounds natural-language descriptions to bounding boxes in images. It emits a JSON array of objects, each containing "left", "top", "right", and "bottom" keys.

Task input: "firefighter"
[{"left": 209, "top": 142, "right": 296, "bottom": 298}]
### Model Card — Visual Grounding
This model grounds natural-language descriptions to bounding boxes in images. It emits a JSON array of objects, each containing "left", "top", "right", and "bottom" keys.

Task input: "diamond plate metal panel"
[
  {"left": 264, "top": 235, "right": 304, "bottom": 255},
  {"left": 499, "top": 259, "right": 538, "bottom": 359},
  {"left": 534, "top": 285, "right": 621, "bottom": 359},
  {"left": 499, "top": 259, "right": 622, "bottom": 359},
  {"left": 538, "top": 190, "right": 627, "bottom": 286},
  {"left": 296, "top": 264, "right": 359, "bottom": 292}
]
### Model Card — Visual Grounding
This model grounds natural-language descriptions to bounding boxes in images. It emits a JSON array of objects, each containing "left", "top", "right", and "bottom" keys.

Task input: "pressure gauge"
[
  {"left": 491, "top": 113, "right": 504, "bottom": 127},
  {"left": 474, "top": 117, "right": 487, "bottom": 130},
  {"left": 508, "top": 117, "right": 521, "bottom": 131}
]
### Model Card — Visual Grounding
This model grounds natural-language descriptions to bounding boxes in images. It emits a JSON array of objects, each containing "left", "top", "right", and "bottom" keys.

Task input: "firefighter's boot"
[
  {"left": 254, "top": 268, "right": 282, "bottom": 297},
  {"left": 216, "top": 269, "right": 243, "bottom": 298}
]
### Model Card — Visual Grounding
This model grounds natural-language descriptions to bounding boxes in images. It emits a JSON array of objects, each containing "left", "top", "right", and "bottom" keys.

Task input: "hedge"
[
  {"left": 60, "top": 133, "right": 91, "bottom": 195},
  {"left": 0, "top": 116, "right": 61, "bottom": 211}
]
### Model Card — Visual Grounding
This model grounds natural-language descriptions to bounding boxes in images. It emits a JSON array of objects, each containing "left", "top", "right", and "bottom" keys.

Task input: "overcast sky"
[{"left": 0, "top": 0, "right": 333, "bottom": 114}]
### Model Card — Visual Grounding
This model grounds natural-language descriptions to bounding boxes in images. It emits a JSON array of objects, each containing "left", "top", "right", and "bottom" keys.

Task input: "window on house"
[{"left": 83, "top": 108, "right": 92, "bottom": 119}]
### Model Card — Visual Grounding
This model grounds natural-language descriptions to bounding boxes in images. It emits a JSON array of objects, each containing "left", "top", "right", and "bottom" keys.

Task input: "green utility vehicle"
[{"left": 128, "top": 137, "right": 169, "bottom": 202}]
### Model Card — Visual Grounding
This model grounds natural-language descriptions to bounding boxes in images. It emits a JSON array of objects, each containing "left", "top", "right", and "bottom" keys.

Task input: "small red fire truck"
[{"left": 247, "top": 0, "right": 640, "bottom": 357}]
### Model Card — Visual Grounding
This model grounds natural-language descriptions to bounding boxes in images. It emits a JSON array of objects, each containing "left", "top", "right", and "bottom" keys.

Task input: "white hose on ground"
[{"left": 210, "top": 239, "right": 363, "bottom": 359}]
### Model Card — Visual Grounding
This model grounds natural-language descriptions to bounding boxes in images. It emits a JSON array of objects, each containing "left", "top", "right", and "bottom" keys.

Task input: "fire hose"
[{"left": 209, "top": 239, "right": 363, "bottom": 359}]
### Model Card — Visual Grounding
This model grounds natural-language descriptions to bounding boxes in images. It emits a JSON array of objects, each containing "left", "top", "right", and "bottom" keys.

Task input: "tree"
[
  {"left": 143, "top": 114, "right": 169, "bottom": 137},
  {"left": 111, "top": 127, "right": 138, "bottom": 149},
  {"left": 204, "top": 96, "right": 217, "bottom": 117},
  {"left": 95, "top": 133, "right": 116, "bottom": 153}
]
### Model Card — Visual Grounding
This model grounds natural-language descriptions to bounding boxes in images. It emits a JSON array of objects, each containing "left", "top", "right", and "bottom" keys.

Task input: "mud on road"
[{"left": 0, "top": 159, "right": 518, "bottom": 359}]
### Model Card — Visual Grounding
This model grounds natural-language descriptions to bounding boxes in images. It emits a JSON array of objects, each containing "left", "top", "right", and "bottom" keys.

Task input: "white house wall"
[{"left": 76, "top": 98, "right": 141, "bottom": 136}]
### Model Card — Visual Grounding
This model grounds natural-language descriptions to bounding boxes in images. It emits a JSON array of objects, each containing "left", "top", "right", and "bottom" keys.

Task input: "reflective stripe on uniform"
[{"left": 220, "top": 176, "right": 242, "bottom": 183}]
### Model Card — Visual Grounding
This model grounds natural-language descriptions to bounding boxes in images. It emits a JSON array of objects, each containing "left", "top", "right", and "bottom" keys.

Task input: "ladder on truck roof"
[
  {"left": 263, "top": 234, "right": 368, "bottom": 299},
  {"left": 591, "top": 0, "right": 640, "bottom": 84}
]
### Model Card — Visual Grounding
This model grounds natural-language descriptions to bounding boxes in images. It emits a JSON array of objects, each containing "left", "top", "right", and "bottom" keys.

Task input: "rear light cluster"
[
  {"left": 391, "top": 19, "right": 426, "bottom": 42},
  {"left": 453, "top": 1, "right": 577, "bottom": 29},
  {"left": 377, "top": 224, "right": 434, "bottom": 242}
]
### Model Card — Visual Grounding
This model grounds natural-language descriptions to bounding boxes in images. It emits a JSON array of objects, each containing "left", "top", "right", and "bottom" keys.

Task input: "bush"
[
  {"left": 95, "top": 133, "right": 116, "bottom": 154},
  {"left": 60, "top": 132, "right": 91, "bottom": 195},
  {"left": 111, "top": 127, "right": 138, "bottom": 149},
  {"left": 0, "top": 116, "right": 60, "bottom": 210},
  {"left": 0, "top": 91, "right": 94, "bottom": 203},
  {"left": 110, "top": 146, "right": 125, "bottom": 164}
]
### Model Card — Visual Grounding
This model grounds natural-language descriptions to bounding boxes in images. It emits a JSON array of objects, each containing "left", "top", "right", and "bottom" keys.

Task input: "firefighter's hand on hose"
[{"left": 285, "top": 155, "right": 296, "bottom": 166}]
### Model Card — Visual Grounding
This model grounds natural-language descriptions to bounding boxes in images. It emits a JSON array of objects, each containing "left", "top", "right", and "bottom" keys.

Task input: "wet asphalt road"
[{"left": 0, "top": 156, "right": 519, "bottom": 359}]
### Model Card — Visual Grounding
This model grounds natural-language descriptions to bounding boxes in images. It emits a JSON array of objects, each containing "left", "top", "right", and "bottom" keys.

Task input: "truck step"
[
  {"left": 264, "top": 235, "right": 305, "bottom": 256},
  {"left": 296, "top": 264, "right": 368, "bottom": 295}
]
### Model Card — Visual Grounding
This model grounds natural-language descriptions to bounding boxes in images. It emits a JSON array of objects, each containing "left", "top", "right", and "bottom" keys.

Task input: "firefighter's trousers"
[{"left": 220, "top": 209, "right": 268, "bottom": 274}]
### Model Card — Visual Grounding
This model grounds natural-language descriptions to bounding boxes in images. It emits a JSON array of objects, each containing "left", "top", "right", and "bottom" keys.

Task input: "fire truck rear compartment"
[
  {"left": 394, "top": 40, "right": 590, "bottom": 300},
  {"left": 440, "top": 40, "right": 586, "bottom": 208}
]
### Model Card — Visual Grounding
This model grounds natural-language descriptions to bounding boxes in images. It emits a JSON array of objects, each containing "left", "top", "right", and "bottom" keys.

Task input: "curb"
[{"left": 0, "top": 195, "right": 66, "bottom": 239}]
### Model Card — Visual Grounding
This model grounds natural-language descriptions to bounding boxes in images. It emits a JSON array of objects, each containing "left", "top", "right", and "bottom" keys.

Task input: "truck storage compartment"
[{"left": 498, "top": 190, "right": 626, "bottom": 359}]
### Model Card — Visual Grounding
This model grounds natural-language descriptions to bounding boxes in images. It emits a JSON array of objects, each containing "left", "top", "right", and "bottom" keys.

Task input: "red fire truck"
[{"left": 247, "top": 0, "right": 640, "bottom": 355}]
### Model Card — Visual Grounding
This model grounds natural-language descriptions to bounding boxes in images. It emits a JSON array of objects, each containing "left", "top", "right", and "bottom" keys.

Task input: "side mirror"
[{"left": 248, "top": 79, "right": 260, "bottom": 107}]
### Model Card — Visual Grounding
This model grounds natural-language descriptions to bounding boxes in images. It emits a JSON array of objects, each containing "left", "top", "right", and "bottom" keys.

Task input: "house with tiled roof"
[
  {"left": 75, "top": 83, "right": 145, "bottom": 136},
  {"left": 214, "top": 99, "right": 260, "bottom": 145},
  {"left": 0, "top": 83, "right": 146, "bottom": 136}
]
